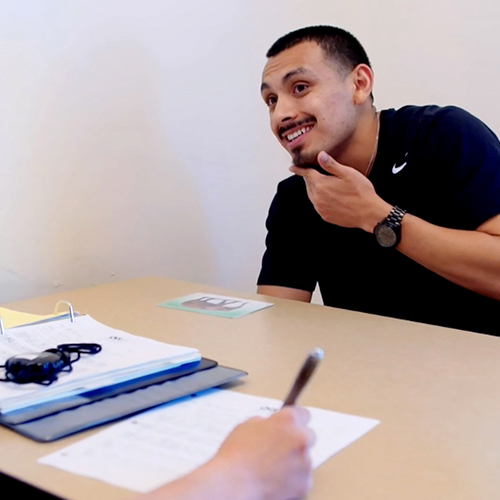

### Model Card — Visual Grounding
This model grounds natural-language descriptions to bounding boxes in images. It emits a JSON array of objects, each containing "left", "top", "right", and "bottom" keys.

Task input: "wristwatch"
[{"left": 374, "top": 206, "right": 407, "bottom": 248}]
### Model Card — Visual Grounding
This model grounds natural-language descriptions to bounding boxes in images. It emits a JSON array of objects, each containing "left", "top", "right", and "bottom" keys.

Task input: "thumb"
[{"left": 317, "top": 151, "right": 347, "bottom": 176}]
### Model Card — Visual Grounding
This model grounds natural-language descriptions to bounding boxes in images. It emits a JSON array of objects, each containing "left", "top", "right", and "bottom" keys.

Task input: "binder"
[
  {"left": 0, "top": 312, "right": 202, "bottom": 414},
  {"left": 0, "top": 359, "right": 247, "bottom": 442},
  {"left": 0, "top": 302, "right": 248, "bottom": 441}
]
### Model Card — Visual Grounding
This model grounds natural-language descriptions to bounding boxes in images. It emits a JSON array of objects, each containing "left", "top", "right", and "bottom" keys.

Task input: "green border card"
[{"left": 158, "top": 293, "right": 274, "bottom": 318}]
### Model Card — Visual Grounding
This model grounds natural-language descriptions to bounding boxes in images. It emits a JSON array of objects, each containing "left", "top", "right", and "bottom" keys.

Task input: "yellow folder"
[{"left": 0, "top": 301, "right": 76, "bottom": 330}]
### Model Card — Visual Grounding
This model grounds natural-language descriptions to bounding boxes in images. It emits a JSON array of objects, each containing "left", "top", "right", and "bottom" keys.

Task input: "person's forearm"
[
  {"left": 135, "top": 408, "right": 314, "bottom": 500},
  {"left": 396, "top": 214, "right": 500, "bottom": 301},
  {"left": 136, "top": 457, "right": 250, "bottom": 500}
]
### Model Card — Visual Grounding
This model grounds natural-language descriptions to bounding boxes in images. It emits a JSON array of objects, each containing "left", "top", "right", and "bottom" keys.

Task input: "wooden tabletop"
[{"left": 1, "top": 277, "right": 500, "bottom": 500}]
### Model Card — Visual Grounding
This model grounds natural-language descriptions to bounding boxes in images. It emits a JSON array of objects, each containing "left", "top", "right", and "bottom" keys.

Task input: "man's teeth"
[{"left": 286, "top": 126, "right": 312, "bottom": 142}]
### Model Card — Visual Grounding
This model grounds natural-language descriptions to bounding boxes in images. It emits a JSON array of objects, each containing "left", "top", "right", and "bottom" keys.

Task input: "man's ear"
[{"left": 351, "top": 64, "right": 374, "bottom": 105}]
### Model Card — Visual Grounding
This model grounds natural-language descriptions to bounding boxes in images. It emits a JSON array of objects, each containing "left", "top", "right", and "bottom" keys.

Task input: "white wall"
[{"left": 1, "top": 0, "right": 499, "bottom": 303}]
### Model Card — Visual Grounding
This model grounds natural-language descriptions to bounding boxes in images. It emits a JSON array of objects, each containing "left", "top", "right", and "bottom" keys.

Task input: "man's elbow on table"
[{"left": 257, "top": 285, "right": 312, "bottom": 303}]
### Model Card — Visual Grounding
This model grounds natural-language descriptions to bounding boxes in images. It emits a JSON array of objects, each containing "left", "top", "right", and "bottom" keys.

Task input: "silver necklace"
[{"left": 365, "top": 111, "right": 380, "bottom": 178}]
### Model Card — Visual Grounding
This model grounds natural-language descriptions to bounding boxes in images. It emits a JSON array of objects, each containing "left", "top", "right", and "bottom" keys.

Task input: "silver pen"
[{"left": 282, "top": 347, "right": 323, "bottom": 407}]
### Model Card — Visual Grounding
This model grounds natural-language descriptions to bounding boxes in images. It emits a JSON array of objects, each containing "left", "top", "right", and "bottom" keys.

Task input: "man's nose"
[{"left": 273, "top": 95, "right": 298, "bottom": 125}]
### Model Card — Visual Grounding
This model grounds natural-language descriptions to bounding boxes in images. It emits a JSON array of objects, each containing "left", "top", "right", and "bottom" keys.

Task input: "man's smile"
[
  {"left": 284, "top": 125, "right": 313, "bottom": 142},
  {"left": 278, "top": 120, "right": 316, "bottom": 149}
]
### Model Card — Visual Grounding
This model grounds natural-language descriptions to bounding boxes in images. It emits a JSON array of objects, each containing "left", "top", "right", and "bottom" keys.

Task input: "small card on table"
[{"left": 158, "top": 293, "right": 274, "bottom": 318}]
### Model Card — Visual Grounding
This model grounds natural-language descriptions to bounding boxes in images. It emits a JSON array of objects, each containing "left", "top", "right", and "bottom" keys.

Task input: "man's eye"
[
  {"left": 265, "top": 95, "right": 277, "bottom": 107},
  {"left": 293, "top": 84, "right": 308, "bottom": 94}
]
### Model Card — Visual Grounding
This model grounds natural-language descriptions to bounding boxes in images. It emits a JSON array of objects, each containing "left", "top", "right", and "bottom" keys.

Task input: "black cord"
[{"left": 0, "top": 343, "right": 102, "bottom": 385}]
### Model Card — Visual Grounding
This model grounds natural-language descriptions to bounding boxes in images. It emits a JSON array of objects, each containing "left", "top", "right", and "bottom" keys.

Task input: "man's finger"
[
  {"left": 289, "top": 165, "right": 308, "bottom": 177},
  {"left": 289, "top": 165, "right": 327, "bottom": 181},
  {"left": 317, "top": 151, "right": 347, "bottom": 176}
]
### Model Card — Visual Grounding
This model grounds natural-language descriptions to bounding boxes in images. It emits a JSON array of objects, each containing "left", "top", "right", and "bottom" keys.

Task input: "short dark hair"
[{"left": 266, "top": 25, "right": 371, "bottom": 77}]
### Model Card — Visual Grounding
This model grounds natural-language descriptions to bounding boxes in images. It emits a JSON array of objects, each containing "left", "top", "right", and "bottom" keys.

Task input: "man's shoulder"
[
  {"left": 380, "top": 104, "right": 500, "bottom": 159},
  {"left": 382, "top": 104, "right": 494, "bottom": 136},
  {"left": 384, "top": 104, "right": 468, "bottom": 116},
  {"left": 379, "top": 104, "right": 500, "bottom": 229},
  {"left": 383, "top": 104, "right": 461, "bottom": 124}
]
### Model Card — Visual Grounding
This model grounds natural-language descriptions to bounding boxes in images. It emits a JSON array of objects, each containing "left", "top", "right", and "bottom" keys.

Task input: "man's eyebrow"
[
  {"left": 282, "top": 67, "right": 308, "bottom": 83},
  {"left": 260, "top": 67, "right": 308, "bottom": 94}
]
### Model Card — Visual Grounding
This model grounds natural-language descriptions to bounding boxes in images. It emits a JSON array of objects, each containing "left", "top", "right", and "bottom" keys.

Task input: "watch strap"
[{"left": 386, "top": 206, "right": 406, "bottom": 228}]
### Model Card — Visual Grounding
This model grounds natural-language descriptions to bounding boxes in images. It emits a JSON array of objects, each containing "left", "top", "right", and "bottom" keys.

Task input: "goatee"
[{"left": 291, "top": 148, "right": 318, "bottom": 167}]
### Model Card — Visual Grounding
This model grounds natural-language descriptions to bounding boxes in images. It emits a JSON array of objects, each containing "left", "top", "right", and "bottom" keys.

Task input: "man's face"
[{"left": 261, "top": 41, "right": 357, "bottom": 166}]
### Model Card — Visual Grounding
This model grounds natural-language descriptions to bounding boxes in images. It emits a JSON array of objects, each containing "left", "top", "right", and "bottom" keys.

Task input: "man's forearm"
[{"left": 396, "top": 213, "right": 500, "bottom": 301}]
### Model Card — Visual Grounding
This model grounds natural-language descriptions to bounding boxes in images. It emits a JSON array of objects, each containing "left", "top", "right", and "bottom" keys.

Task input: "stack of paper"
[{"left": 0, "top": 315, "right": 200, "bottom": 416}]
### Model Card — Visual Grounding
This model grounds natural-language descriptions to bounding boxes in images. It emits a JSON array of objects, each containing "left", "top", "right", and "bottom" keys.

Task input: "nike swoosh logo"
[{"left": 392, "top": 162, "right": 407, "bottom": 174}]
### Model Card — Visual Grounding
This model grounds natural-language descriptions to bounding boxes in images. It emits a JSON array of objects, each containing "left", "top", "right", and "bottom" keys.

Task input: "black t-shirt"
[{"left": 258, "top": 105, "right": 500, "bottom": 335}]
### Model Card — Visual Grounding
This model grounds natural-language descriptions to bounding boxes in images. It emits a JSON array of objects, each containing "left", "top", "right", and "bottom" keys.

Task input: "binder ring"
[{"left": 54, "top": 301, "right": 76, "bottom": 323}]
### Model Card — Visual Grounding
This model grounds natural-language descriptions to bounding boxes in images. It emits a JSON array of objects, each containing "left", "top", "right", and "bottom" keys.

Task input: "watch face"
[{"left": 375, "top": 224, "right": 398, "bottom": 248}]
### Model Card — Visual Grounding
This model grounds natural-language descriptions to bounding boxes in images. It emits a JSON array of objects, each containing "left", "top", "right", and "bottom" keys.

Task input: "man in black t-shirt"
[{"left": 257, "top": 26, "right": 500, "bottom": 335}]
